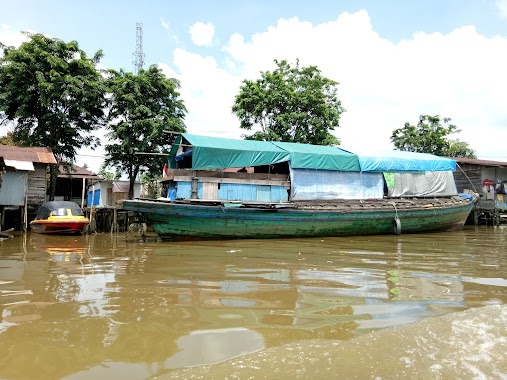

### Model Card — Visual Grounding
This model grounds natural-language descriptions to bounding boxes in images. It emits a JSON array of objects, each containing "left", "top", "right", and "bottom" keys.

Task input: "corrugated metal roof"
[
  {"left": 58, "top": 164, "right": 100, "bottom": 179},
  {"left": 0, "top": 145, "right": 57, "bottom": 164},
  {"left": 453, "top": 157, "right": 507, "bottom": 167}
]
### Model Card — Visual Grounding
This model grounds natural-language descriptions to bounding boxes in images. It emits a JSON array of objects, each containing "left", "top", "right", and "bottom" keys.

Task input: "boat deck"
[{"left": 139, "top": 195, "right": 472, "bottom": 212}]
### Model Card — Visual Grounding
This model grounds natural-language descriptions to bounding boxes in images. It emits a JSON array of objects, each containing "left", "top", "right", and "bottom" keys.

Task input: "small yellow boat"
[{"left": 30, "top": 201, "right": 89, "bottom": 234}]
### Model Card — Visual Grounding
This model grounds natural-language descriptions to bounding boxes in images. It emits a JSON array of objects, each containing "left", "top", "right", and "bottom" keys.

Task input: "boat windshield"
[
  {"left": 51, "top": 209, "right": 68, "bottom": 217},
  {"left": 50, "top": 208, "right": 84, "bottom": 217}
]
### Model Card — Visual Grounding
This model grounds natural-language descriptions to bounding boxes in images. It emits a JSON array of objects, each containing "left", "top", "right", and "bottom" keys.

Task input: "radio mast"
[{"left": 132, "top": 22, "right": 145, "bottom": 74}]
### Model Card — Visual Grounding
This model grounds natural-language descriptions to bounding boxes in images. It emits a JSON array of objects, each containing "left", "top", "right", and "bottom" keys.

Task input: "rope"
[
  {"left": 457, "top": 163, "right": 478, "bottom": 193},
  {"left": 391, "top": 201, "right": 399, "bottom": 218}
]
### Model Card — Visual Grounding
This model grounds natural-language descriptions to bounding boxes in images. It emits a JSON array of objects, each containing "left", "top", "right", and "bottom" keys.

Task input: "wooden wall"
[
  {"left": 27, "top": 163, "right": 47, "bottom": 207},
  {"left": 454, "top": 163, "right": 482, "bottom": 194}
]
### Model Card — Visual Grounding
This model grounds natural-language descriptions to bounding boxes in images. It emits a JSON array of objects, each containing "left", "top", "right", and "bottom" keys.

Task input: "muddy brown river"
[{"left": 0, "top": 226, "right": 506, "bottom": 379}]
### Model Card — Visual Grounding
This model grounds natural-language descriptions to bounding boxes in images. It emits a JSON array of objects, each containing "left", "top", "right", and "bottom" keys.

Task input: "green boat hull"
[{"left": 122, "top": 197, "right": 475, "bottom": 240}]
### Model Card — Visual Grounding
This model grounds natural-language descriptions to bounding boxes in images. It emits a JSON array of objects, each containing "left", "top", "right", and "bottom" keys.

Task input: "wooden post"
[
  {"left": 473, "top": 210, "right": 479, "bottom": 225},
  {"left": 23, "top": 195, "right": 28, "bottom": 232},
  {"left": 0, "top": 205, "right": 4, "bottom": 232},
  {"left": 89, "top": 185, "right": 95, "bottom": 233},
  {"left": 81, "top": 177, "right": 86, "bottom": 209},
  {"left": 112, "top": 207, "right": 117, "bottom": 233},
  {"left": 191, "top": 177, "right": 198, "bottom": 199}
]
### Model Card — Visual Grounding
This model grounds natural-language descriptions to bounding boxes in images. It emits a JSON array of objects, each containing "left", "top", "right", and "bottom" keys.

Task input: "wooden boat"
[
  {"left": 121, "top": 196, "right": 474, "bottom": 240},
  {"left": 121, "top": 133, "right": 476, "bottom": 241},
  {"left": 30, "top": 201, "right": 89, "bottom": 234}
]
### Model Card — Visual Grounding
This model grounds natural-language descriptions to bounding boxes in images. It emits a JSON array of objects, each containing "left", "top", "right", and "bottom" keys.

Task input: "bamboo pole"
[
  {"left": 112, "top": 207, "right": 117, "bottom": 233},
  {"left": 23, "top": 195, "right": 27, "bottom": 232},
  {"left": 81, "top": 177, "right": 86, "bottom": 208},
  {"left": 89, "top": 185, "right": 95, "bottom": 233}
]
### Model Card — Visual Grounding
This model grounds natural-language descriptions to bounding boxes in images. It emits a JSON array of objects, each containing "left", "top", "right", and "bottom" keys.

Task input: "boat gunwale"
[{"left": 121, "top": 196, "right": 474, "bottom": 214}]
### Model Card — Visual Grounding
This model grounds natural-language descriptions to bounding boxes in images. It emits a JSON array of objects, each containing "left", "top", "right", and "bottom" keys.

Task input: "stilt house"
[
  {"left": 453, "top": 157, "right": 507, "bottom": 224},
  {"left": 0, "top": 145, "right": 57, "bottom": 230}
]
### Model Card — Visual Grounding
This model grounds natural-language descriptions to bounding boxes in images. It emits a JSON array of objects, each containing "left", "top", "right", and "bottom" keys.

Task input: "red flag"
[{"left": 163, "top": 163, "right": 169, "bottom": 177}]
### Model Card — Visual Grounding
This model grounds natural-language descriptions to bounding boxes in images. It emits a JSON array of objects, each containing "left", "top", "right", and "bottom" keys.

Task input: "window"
[
  {"left": 71, "top": 209, "right": 84, "bottom": 216},
  {"left": 51, "top": 209, "right": 68, "bottom": 216}
]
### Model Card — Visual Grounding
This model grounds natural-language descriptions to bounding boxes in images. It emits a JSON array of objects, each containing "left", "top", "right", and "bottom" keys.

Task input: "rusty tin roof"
[
  {"left": 453, "top": 157, "right": 507, "bottom": 167},
  {"left": 0, "top": 145, "right": 57, "bottom": 164},
  {"left": 58, "top": 164, "right": 100, "bottom": 179}
]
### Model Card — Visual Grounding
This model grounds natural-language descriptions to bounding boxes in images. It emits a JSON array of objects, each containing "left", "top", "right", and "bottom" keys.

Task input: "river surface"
[{"left": 0, "top": 226, "right": 506, "bottom": 379}]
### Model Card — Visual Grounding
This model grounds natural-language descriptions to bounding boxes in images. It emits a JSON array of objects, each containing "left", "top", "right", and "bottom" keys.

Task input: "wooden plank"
[
  {"left": 202, "top": 182, "right": 218, "bottom": 199},
  {"left": 165, "top": 169, "right": 288, "bottom": 181},
  {"left": 173, "top": 176, "right": 290, "bottom": 188}
]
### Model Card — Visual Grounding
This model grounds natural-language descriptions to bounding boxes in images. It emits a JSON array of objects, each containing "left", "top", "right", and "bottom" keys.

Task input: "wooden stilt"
[
  {"left": 112, "top": 207, "right": 118, "bottom": 233},
  {"left": 0, "top": 205, "right": 4, "bottom": 231}
]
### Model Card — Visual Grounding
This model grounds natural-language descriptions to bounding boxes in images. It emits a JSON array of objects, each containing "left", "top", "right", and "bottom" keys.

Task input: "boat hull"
[
  {"left": 122, "top": 197, "right": 475, "bottom": 240},
  {"left": 30, "top": 220, "right": 89, "bottom": 234}
]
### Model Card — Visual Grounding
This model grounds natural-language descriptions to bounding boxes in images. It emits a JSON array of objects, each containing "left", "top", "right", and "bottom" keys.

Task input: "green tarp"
[
  {"left": 272, "top": 141, "right": 360, "bottom": 171},
  {"left": 182, "top": 134, "right": 290, "bottom": 169},
  {"left": 177, "top": 133, "right": 361, "bottom": 171}
]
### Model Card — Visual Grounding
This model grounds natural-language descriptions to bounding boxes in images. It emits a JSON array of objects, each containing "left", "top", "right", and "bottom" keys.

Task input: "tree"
[
  {"left": 390, "top": 115, "right": 476, "bottom": 158},
  {"left": 0, "top": 131, "right": 18, "bottom": 145},
  {"left": 104, "top": 65, "right": 186, "bottom": 199},
  {"left": 0, "top": 33, "right": 107, "bottom": 199},
  {"left": 98, "top": 163, "right": 119, "bottom": 181},
  {"left": 446, "top": 139, "right": 477, "bottom": 159},
  {"left": 232, "top": 59, "right": 344, "bottom": 145}
]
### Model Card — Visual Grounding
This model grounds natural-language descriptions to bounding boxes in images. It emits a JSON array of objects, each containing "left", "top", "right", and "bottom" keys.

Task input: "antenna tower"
[{"left": 132, "top": 22, "right": 145, "bottom": 74}]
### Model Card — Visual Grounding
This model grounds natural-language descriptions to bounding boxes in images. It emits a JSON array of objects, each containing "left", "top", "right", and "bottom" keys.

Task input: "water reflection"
[{"left": 0, "top": 227, "right": 505, "bottom": 378}]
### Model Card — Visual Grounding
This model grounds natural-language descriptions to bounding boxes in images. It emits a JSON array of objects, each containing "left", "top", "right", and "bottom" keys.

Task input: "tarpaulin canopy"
[
  {"left": 170, "top": 134, "right": 454, "bottom": 173},
  {"left": 34, "top": 201, "right": 82, "bottom": 220},
  {"left": 352, "top": 149, "right": 456, "bottom": 172},
  {"left": 272, "top": 141, "right": 360, "bottom": 171},
  {"left": 290, "top": 168, "right": 383, "bottom": 200},
  {"left": 385, "top": 171, "right": 458, "bottom": 197},
  {"left": 181, "top": 133, "right": 289, "bottom": 169},
  {"left": 175, "top": 134, "right": 360, "bottom": 171}
]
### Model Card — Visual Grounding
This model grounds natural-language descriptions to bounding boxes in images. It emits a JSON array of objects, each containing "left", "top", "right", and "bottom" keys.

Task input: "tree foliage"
[
  {"left": 390, "top": 115, "right": 476, "bottom": 158},
  {"left": 98, "top": 163, "right": 119, "bottom": 181},
  {"left": 0, "top": 131, "right": 18, "bottom": 146},
  {"left": 446, "top": 139, "right": 477, "bottom": 159},
  {"left": 104, "top": 65, "right": 186, "bottom": 199},
  {"left": 0, "top": 33, "right": 107, "bottom": 198},
  {"left": 232, "top": 59, "right": 344, "bottom": 145}
]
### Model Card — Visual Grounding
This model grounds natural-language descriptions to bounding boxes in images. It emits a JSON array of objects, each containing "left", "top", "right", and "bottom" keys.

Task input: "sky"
[{"left": 1, "top": 0, "right": 507, "bottom": 173}]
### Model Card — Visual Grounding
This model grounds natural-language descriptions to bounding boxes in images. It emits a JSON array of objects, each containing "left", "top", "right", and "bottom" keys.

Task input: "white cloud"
[
  {"left": 0, "top": 25, "right": 30, "bottom": 50},
  {"left": 497, "top": 0, "right": 507, "bottom": 20},
  {"left": 160, "top": 17, "right": 179, "bottom": 44},
  {"left": 165, "top": 10, "right": 507, "bottom": 161},
  {"left": 189, "top": 22, "right": 215, "bottom": 47},
  {"left": 160, "top": 17, "right": 169, "bottom": 30},
  {"left": 159, "top": 49, "right": 242, "bottom": 137}
]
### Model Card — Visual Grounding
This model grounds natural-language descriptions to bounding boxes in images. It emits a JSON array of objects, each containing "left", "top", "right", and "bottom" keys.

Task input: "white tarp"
[
  {"left": 290, "top": 168, "right": 384, "bottom": 200},
  {"left": 386, "top": 171, "right": 457, "bottom": 197},
  {"left": 4, "top": 160, "right": 34, "bottom": 171}
]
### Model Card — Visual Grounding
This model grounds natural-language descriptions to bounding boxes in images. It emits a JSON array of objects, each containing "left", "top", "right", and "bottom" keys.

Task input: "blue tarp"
[{"left": 353, "top": 150, "right": 456, "bottom": 172}]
